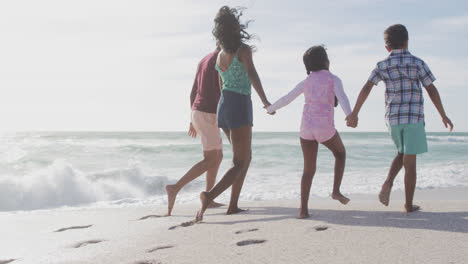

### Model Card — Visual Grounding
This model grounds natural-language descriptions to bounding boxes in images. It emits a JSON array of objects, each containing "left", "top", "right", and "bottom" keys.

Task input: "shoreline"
[
  {"left": 346, "top": 185, "right": 468, "bottom": 201},
  {"left": 2, "top": 186, "right": 468, "bottom": 215},
  {"left": 1, "top": 186, "right": 467, "bottom": 264}
]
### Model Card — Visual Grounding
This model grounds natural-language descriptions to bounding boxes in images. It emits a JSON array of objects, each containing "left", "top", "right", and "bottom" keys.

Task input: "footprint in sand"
[
  {"left": 234, "top": 228, "right": 259, "bottom": 234},
  {"left": 72, "top": 239, "right": 105, "bottom": 248},
  {"left": 146, "top": 245, "right": 174, "bottom": 253},
  {"left": 0, "top": 259, "right": 16, "bottom": 264},
  {"left": 133, "top": 260, "right": 161, "bottom": 264},
  {"left": 236, "top": 239, "right": 266, "bottom": 246},
  {"left": 313, "top": 225, "right": 329, "bottom": 231},
  {"left": 54, "top": 225, "right": 93, "bottom": 232},
  {"left": 138, "top": 215, "right": 166, "bottom": 221},
  {"left": 168, "top": 220, "right": 196, "bottom": 230}
]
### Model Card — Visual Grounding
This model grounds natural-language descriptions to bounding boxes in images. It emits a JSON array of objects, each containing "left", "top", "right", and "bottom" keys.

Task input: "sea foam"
[
  {"left": 427, "top": 135, "right": 468, "bottom": 143},
  {"left": 0, "top": 160, "right": 169, "bottom": 211},
  {"left": 0, "top": 132, "right": 467, "bottom": 211}
]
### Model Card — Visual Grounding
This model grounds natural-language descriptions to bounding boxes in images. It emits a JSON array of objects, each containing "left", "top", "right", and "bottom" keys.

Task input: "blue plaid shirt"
[{"left": 368, "top": 49, "right": 436, "bottom": 126}]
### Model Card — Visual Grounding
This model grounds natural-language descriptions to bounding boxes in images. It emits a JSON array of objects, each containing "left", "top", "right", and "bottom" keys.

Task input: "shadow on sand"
[{"left": 204, "top": 206, "right": 468, "bottom": 233}]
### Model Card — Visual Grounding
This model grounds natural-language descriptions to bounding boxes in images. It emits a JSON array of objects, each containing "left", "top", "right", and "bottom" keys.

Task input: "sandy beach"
[
  {"left": 0, "top": 0, "right": 467, "bottom": 263},
  {"left": 1, "top": 187, "right": 467, "bottom": 264}
]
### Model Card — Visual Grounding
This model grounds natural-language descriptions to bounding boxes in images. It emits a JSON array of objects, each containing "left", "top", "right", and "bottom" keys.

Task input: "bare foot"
[
  {"left": 298, "top": 210, "right": 310, "bottom": 219},
  {"left": 378, "top": 182, "right": 392, "bottom": 206},
  {"left": 208, "top": 201, "right": 225, "bottom": 208},
  {"left": 195, "top": 191, "right": 211, "bottom": 222},
  {"left": 331, "top": 192, "right": 350, "bottom": 205},
  {"left": 165, "top": 184, "right": 178, "bottom": 216},
  {"left": 405, "top": 204, "right": 421, "bottom": 213},
  {"left": 195, "top": 211, "right": 203, "bottom": 222},
  {"left": 226, "top": 207, "right": 248, "bottom": 215}
]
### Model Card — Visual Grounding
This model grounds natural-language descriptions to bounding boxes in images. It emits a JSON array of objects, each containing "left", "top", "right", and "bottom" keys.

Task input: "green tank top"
[{"left": 215, "top": 51, "right": 252, "bottom": 95}]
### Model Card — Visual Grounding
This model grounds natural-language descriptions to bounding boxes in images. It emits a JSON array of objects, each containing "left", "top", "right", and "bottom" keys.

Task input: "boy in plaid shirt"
[{"left": 346, "top": 24, "right": 453, "bottom": 212}]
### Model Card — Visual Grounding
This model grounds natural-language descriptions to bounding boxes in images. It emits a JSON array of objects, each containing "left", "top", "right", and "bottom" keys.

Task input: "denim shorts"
[{"left": 217, "top": 90, "right": 253, "bottom": 130}]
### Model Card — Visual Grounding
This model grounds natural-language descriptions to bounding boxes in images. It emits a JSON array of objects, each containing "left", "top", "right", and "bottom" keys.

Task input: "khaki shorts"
[{"left": 191, "top": 110, "right": 223, "bottom": 151}]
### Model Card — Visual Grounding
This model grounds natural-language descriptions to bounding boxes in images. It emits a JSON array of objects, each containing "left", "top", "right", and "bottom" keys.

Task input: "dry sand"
[{"left": 1, "top": 188, "right": 467, "bottom": 264}]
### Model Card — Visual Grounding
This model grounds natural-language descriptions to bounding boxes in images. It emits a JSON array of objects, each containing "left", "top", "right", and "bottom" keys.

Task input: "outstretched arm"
[
  {"left": 424, "top": 83, "right": 453, "bottom": 131},
  {"left": 239, "top": 45, "right": 270, "bottom": 107},
  {"left": 266, "top": 81, "right": 305, "bottom": 113},
  {"left": 346, "top": 80, "right": 375, "bottom": 127},
  {"left": 333, "top": 78, "right": 352, "bottom": 116}
]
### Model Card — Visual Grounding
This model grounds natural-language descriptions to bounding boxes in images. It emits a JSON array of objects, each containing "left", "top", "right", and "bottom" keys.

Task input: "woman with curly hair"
[{"left": 195, "top": 6, "right": 272, "bottom": 222}]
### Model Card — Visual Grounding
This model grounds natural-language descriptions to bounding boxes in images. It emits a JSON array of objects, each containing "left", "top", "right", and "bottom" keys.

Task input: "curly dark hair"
[
  {"left": 303, "top": 45, "right": 329, "bottom": 74},
  {"left": 212, "top": 6, "right": 253, "bottom": 53},
  {"left": 384, "top": 24, "right": 408, "bottom": 50}
]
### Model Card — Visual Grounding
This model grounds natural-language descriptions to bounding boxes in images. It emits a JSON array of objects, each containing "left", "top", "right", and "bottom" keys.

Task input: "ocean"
[{"left": 0, "top": 132, "right": 467, "bottom": 211}]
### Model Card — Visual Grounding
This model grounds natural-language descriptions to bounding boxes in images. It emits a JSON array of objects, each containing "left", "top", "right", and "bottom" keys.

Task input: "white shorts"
[{"left": 191, "top": 110, "right": 223, "bottom": 151}]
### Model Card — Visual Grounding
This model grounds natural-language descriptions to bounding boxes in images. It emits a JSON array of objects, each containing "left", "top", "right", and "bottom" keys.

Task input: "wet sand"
[{"left": 1, "top": 187, "right": 467, "bottom": 264}]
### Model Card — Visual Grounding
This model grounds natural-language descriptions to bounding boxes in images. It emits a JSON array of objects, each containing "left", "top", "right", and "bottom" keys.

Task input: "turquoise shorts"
[{"left": 389, "top": 122, "right": 428, "bottom": 155}]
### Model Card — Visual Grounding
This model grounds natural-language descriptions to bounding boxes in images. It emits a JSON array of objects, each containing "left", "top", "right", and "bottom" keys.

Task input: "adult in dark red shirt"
[{"left": 165, "top": 49, "right": 224, "bottom": 216}]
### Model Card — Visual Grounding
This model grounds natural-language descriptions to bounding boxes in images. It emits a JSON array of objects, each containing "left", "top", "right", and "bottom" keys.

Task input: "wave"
[
  {"left": 338, "top": 160, "right": 468, "bottom": 196},
  {"left": 1, "top": 159, "right": 466, "bottom": 212},
  {"left": 427, "top": 135, "right": 468, "bottom": 143},
  {"left": 1, "top": 131, "right": 467, "bottom": 212},
  {"left": 0, "top": 160, "right": 170, "bottom": 211},
  {"left": 0, "top": 146, "right": 28, "bottom": 164}
]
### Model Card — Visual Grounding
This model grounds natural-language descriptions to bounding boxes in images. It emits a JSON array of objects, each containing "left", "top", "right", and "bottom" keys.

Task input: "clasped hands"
[
  {"left": 345, "top": 113, "right": 358, "bottom": 128},
  {"left": 263, "top": 101, "right": 275, "bottom": 115}
]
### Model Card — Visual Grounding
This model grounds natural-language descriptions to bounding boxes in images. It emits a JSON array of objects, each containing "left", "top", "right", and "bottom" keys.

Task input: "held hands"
[
  {"left": 345, "top": 113, "right": 358, "bottom": 128},
  {"left": 263, "top": 99, "right": 275, "bottom": 115},
  {"left": 442, "top": 115, "right": 454, "bottom": 132},
  {"left": 188, "top": 122, "right": 197, "bottom": 138}
]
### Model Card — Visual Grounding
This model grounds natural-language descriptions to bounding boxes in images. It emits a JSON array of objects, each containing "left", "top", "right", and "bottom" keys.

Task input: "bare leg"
[
  {"left": 205, "top": 151, "right": 225, "bottom": 208},
  {"left": 222, "top": 128, "right": 231, "bottom": 144},
  {"left": 205, "top": 150, "right": 222, "bottom": 192},
  {"left": 403, "top": 154, "right": 420, "bottom": 213},
  {"left": 165, "top": 149, "right": 222, "bottom": 216},
  {"left": 226, "top": 155, "right": 251, "bottom": 214},
  {"left": 221, "top": 127, "right": 245, "bottom": 212},
  {"left": 379, "top": 153, "right": 403, "bottom": 206},
  {"left": 221, "top": 127, "right": 250, "bottom": 214},
  {"left": 196, "top": 125, "right": 252, "bottom": 222},
  {"left": 322, "top": 132, "right": 349, "bottom": 205},
  {"left": 227, "top": 128, "right": 251, "bottom": 214},
  {"left": 299, "top": 137, "right": 318, "bottom": 219}
]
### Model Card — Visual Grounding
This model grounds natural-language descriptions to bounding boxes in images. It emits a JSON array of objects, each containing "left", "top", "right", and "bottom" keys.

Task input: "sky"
[{"left": 0, "top": 0, "right": 466, "bottom": 132}]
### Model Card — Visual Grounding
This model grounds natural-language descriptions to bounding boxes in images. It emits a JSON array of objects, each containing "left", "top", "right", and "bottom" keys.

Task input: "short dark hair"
[
  {"left": 384, "top": 24, "right": 408, "bottom": 50},
  {"left": 303, "top": 45, "right": 329, "bottom": 74}
]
